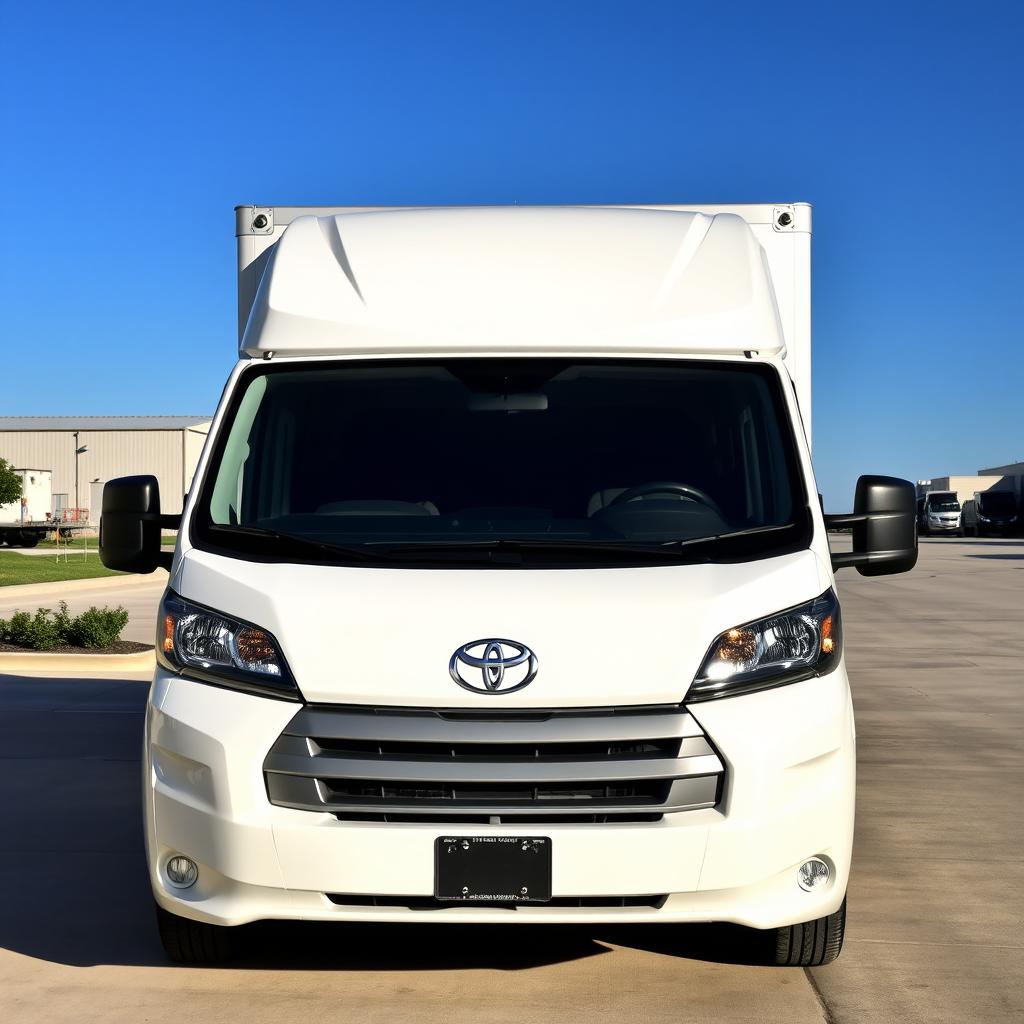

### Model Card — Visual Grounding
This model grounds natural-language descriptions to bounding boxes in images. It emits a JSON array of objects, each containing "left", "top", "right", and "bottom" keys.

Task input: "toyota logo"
[{"left": 449, "top": 639, "right": 538, "bottom": 694}]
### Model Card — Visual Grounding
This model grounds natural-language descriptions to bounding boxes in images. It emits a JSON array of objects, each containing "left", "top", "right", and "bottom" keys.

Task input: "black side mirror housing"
[
  {"left": 99, "top": 475, "right": 176, "bottom": 573},
  {"left": 827, "top": 475, "right": 918, "bottom": 576}
]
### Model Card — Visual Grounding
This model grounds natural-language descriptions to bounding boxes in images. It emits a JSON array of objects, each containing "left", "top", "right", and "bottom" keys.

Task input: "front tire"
[
  {"left": 155, "top": 903, "right": 234, "bottom": 963},
  {"left": 769, "top": 898, "right": 846, "bottom": 966}
]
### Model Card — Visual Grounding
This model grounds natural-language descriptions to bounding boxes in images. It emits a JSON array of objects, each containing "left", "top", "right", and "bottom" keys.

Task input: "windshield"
[
  {"left": 927, "top": 493, "right": 960, "bottom": 512},
  {"left": 194, "top": 359, "right": 810, "bottom": 567},
  {"left": 978, "top": 492, "right": 1016, "bottom": 515}
]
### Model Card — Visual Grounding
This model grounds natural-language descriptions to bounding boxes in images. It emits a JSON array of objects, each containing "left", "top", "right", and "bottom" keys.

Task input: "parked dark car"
[{"left": 969, "top": 490, "right": 1019, "bottom": 536}]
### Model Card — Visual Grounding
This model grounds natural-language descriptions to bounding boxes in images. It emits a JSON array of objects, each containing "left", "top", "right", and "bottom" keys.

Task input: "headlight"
[
  {"left": 687, "top": 589, "right": 841, "bottom": 702},
  {"left": 157, "top": 591, "right": 299, "bottom": 700}
]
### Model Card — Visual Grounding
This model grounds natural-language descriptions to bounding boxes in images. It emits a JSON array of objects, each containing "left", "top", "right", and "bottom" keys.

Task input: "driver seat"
[
  {"left": 586, "top": 488, "right": 629, "bottom": 517},
  {"left": 587, "top": 487, "right": 706, "bottom": 517}
]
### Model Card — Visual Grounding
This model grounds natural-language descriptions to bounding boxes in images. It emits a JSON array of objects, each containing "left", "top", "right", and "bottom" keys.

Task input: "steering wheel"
[{"left": 607, "top": 481, "right": 724, "bottom": 518}]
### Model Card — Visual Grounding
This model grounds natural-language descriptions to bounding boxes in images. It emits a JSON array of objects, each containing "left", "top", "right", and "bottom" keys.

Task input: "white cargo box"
[
  {"left": 0, "top": 468, "right": 52, "bottom": 524},
  {"left": 236, "top": 204, "right": 812, "bottom": 439}
]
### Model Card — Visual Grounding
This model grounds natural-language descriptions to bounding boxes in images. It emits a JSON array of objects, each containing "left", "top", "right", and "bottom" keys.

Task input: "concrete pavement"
[
  {"left": 0, "top": 537, "right": 1021, "bottom": 1023},
  {"left": 812, "top": 536, "right": 1024, "bottom": 1023}
]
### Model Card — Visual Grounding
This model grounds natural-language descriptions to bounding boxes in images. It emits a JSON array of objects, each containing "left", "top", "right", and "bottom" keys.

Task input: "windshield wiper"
[
  {"left": 666, "top": 523, "right": 796, "bottom": 547},
  {"left": 207, "top": 522, "right": 796, "bottom": 564},
  {"left": 208, "top": 527, "right": 676, "bottom": 564},
  {"left": 369, "top": 538, "right": 697, "bottom": 561},
  {"left": 208, "top": 524, "right": 394, "bottom": 562},
  {"left": 377, "top": 525, "right": 795, "bottom": 560}
]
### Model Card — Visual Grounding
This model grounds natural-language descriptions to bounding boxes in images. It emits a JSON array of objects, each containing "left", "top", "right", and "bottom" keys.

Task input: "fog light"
[
  {"left": 797, "top": 858, "right": 830, "bottom": 892},
  {"left": 166, "top": 855, "right": 198, "bottom": 888}
]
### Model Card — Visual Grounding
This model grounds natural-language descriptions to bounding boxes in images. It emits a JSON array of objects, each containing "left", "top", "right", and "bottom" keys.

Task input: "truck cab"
[{"left": 100, "top": 205, "right": 917, "bottom": 966}]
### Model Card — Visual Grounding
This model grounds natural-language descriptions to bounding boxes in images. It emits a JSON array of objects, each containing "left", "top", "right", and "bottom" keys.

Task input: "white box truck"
[
  {"left": 0, "top": 468, "right": 52, "bottom": 547},
  {"left": 100, "top": 204, "right": 918, "bottom": 965}
]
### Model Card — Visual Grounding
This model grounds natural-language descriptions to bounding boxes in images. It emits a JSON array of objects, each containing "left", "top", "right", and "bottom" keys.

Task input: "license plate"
[{"left": 435, "top": 836, "right": 552, "bottom": 903}]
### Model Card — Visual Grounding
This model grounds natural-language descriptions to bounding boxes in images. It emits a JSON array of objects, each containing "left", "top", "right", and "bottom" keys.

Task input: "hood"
[{"left": 177, "top": 547, "right": 831, "bottom": 708}]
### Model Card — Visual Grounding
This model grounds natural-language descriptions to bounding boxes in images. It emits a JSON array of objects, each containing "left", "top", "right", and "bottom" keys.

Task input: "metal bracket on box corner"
[
  {"left": 236, "top": 206, "right": 274, "bottom": 236},
  {"left": 772, "top": 204, "right": 811, "bottom": 233},
  {"left": 772, "top": 205, "right": 796, "bottom": 232}
]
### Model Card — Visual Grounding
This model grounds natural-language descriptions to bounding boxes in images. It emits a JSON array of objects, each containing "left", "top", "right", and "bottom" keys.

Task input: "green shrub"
[
  {"left": 0, "top": 601, "right": 129, "bottom": 650},
  {"left": 6, "top": 607, "right": 65, "bottom": 650},
  {"left": 66, "top": 605, "right": 129, "bottom": 649},
  {"left": 54, "top": 600, "right": 72, "bottom": 638}
]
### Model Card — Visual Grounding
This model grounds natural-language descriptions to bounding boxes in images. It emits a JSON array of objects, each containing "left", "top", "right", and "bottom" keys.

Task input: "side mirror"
[
  {"left": 99, "top": 475, "right": 177, "bottom": 573},
  {"left": 827, "top": 475, "right": 918, "bottom": 576}
]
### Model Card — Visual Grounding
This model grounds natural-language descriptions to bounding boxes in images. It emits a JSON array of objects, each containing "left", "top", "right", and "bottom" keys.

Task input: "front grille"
[
  {"left": 264, "top": 704, "right": 723, "bottom": 823},
  {"left": 314, "top": 736, "right": 681, "bottom": 761},
  {"left": 327, "top": 893, "right": 668, "bottom": 910},
  {"left": 320, "top": 778, "right": 671, "bottom": 804}
]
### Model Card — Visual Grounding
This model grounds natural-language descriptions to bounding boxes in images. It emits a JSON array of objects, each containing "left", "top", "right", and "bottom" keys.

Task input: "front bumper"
[
  {"left": 145, "top": 666, "right": 855, "bottom": 930},
  {"left": 978, "top": 520, "right": 1016, "bottom": 533}
]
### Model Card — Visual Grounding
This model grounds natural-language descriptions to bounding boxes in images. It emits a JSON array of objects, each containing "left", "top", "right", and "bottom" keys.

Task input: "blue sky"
[{"left": 1, "top": 0, "right": 1021, "bottom": 507}]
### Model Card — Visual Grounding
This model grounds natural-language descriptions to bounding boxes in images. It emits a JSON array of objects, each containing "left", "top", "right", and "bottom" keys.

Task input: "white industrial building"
[
  {"left": 977, "top": 462, "right": 1024, "bottom": 503},
  {"left": 917, "top": 463, "right": 1024, "bottom": 505},
  {"left": 0, "top": 416, "right": 211, "bottom": 520}
]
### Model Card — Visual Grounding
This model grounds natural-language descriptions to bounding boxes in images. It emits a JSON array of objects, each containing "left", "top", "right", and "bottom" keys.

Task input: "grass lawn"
[
  {"left": 0, "top": 551, "right": 125, "bottom": 586},
  {"left": 33, "top": 534, "right": 178, "bottom": 549},
  {"left": 35, "top": 536, "right": 100, "bottom": 549}
]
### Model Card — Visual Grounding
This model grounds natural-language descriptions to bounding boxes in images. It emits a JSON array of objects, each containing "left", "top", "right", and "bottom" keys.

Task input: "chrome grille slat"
[
  {"left": 285, "top": 707, "right": 705, "bottom": 744},
  {"left": 266, "top": 752, "right": 722, "bottom": 784},
  {"left": 264, "top": 705, "right": 724, "bottom": 822}
]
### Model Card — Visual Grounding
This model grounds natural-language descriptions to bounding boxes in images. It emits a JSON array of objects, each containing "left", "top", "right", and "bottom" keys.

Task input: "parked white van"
[
  {"left": 101, "top": 205, "right": 917, "bottom": 966},
  {"left": 920, "top": 490, "right": 962, "bottom": 536}
]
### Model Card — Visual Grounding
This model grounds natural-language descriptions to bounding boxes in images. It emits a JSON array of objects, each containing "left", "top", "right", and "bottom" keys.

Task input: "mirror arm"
[
  {"left": 824, "top": 509, "right": 905, "bottom": 529},
  {"left": 826, "top": 507, "right": 914, "bottom": 572},
  {"left": 828, "top": 475, "right": 919, "bottom": 578},
  {"left": 157, "top": 514, "right": 181, "bottom": 570},
  {"left": 824, "top": 512, "right": 864, "bottom": 529},
  {"left": 830, "top": 550, "right": 870, "bottom": 570}
]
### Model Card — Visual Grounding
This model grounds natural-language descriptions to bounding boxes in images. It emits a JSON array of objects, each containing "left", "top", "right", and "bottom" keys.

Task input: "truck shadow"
[
  {"left": 0, "top": 672, "right": 765, "bottom": 971},
  {"left": 958, "top": 540, "right": 1024, "bottom": 545},
  {"left": 231, "top": 918, "right": 766, "bottom": 971}
]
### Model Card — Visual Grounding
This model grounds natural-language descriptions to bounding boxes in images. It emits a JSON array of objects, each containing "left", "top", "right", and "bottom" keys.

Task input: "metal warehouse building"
[
  {"left": 0, "top": 416, "right": 211, "bottom": 519},
  {"left": 978, "top": 462, "right": 1024, "bottom": 503},
  {"left": 918, "top": 463, "right": 1024, "bottom": 506}
]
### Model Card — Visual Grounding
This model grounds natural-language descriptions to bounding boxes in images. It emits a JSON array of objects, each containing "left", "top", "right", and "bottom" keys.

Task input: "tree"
[{"left": 0, "top": 457, "right": 22, "bottom": 506}]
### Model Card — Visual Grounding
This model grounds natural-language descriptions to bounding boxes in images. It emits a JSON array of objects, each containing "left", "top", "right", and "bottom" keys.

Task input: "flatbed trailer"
[
  {"left": 0, "top": 520, "right": 91, "bottom": 548},
  {"left": 0, "top": 467, "right": 91, "bottom": 546}
]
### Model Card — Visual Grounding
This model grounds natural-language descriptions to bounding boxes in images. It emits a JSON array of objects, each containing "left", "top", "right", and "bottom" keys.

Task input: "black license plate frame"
[{"left": 434, "top": 836, "right": 552, "bottom": 903}]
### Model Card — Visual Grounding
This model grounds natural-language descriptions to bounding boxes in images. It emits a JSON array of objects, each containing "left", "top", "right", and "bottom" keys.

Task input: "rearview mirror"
[
  {"left": 827, "top": 475, "right": 918, "bottom": 576},
  {"left": 99, "top": 475, "right": 177, "bottom": 573}
]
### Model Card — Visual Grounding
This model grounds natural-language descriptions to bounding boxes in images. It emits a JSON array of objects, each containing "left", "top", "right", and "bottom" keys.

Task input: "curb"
[
  {"left": 0, "top": 648, "right": 155, "bottom": 675},
  {"left": 0, "top": 570, "right": 168, "bottom": 600}
]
